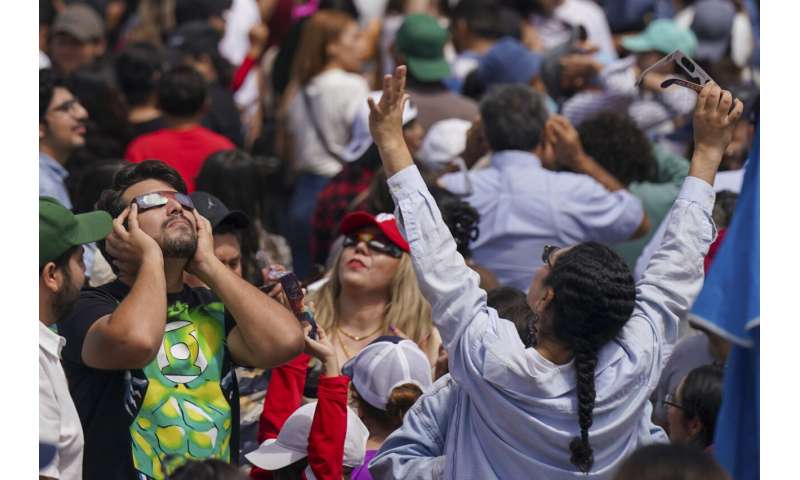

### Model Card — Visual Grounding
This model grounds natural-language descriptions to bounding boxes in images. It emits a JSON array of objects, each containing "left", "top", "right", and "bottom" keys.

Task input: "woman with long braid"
[{"left": 367, "top": 66, "right": 743, "bottom": 478}]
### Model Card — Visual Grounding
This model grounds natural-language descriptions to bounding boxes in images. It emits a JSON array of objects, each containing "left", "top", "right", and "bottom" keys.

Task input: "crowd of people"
[{"left": 38, "top": 1, "right": 759, "bottom": 479}]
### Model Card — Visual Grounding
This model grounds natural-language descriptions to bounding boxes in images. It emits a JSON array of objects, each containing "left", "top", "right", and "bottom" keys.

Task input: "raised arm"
[
  {"left": 626, "top": 83, "right": 743, "bottom": 375},
  {"left": 368, "top": 67, "right": 522, "bottom": 383},
  {"left": 82, "top": 205, "right": 168, "bottom": 369}
]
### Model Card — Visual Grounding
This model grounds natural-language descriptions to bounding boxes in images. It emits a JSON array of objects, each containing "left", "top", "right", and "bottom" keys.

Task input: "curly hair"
[
  {"left": 577, "top": 112, "right": 657, "bottom": 186},
  {"left": 431, "top": 187, "right": 480, "bottom": 258},
  {"left": 544, "top": 242, "right": 636, "bottom": 473}
]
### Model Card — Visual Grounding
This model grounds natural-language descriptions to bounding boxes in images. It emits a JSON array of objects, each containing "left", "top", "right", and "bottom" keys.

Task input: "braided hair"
[{"left": 543, "top": 242, "right": 636, "bottom": 473}]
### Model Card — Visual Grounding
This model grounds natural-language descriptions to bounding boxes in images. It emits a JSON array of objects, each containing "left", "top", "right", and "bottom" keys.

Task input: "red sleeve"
[
  {"left": 307, "top": 375, "right": 350, "bottom": 480},
  {"left": 250, "top": 353, "right": 310, "bottom": 480},
  {"left": 232, "top": 54, "right": 257, "bottom": 92}
]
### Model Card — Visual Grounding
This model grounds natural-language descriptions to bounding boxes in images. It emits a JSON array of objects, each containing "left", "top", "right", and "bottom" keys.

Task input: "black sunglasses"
[
  {"left": 343, "top": 232, "right": 403, "bottom": 258},
  {"left": 542, "top": 245, "right": 560, "bottom": 268}
]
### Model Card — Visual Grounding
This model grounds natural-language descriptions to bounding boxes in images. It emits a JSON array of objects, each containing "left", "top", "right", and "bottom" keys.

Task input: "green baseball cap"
[
  {"left": 621, "top": 19, "right": 698, "bottom": 57},
  {"left": 395, "top": 14, "right": 450, "bottom": 82},
  {"left": 39, "top": 197, "right": 113, "bottom": 269}
]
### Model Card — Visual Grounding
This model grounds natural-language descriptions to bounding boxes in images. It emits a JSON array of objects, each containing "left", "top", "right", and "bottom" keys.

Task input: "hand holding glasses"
[{"left": 636, "top": 49, "right": 714, "bottom": 94}]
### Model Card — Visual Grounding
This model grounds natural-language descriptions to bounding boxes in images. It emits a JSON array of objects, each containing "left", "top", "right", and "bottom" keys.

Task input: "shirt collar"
[
  {"left": 39, "top": 152, "right": 69, "bottom": 180},
  {"left": 491, "top": 150, "right": 543, "bottom": 170},
  {"left": 39, "top": 321, "right": 66, "bottom": 358}
]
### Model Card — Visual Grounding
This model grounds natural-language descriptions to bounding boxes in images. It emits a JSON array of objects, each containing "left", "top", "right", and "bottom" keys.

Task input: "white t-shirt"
[
  {"left": 287, "top": 69, "right": 370, "bottom": 177},
  {"left": 39, "top": 322, "right": 84, "bottom": 479}
]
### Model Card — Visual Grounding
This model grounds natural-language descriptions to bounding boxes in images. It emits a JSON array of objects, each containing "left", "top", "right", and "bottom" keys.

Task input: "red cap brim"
[{"left": 340, "top": 211, "right": 410, "bottom": 252}]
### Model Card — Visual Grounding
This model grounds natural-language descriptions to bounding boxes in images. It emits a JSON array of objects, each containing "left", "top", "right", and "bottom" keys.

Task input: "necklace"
[
  {"left": 336, "top": 325, "right": 384, "bottom": 360},
  {"left": 337, "top": 324, "right": 384, "bottom": 342}
]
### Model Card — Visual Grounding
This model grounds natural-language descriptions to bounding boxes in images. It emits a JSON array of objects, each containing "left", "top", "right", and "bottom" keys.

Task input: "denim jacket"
[{"left": 375, "top": 166, "right": 715, "bottom": 479}]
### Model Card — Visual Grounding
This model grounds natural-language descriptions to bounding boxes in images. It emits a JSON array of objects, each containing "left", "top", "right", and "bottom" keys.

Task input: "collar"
[
  {"left": 39, "top": 321, "right": 66, "bottom": 358},
  {"left": 491, "top": 150, "right": 543, "bottom": 170},
  {"left": 39, "top": 152, "right": 69, "bottom": 180}
]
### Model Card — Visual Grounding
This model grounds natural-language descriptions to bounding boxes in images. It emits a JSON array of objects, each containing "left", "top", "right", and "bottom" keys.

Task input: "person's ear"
[
  {"left": 39, "top": 120, "right": 48, "bottom": 141},
  {"left": 535, "top": 287, "right": 555, "bottom": 314},
  {"left": 687, "top": 416, "right": 703, "bottom": 439},
  {"left": 41, "top": 262, "right": 65, "bottom": 294}
]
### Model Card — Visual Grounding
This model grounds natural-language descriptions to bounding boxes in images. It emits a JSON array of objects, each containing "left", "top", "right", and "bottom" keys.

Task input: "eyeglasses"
[
  {"left": 664, "top": 393, "right": 689, "bottom": 412},
  {"left": 636, "top": 49, "right": 714, "bottom": 93},
  {"left": 132, "top": 191, "right": 195, "bottom": 212},
  {"left": 49, "top": 98, "right": 83, "bottom": 115},
  {"left": 343, "top": 232, "right": 403, "bottom": 258},
  {"left": 542, "top": 245, "right": 560, "bottom": 268}
]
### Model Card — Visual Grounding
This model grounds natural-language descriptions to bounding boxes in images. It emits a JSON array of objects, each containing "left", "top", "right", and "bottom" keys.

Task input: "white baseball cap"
[
  {"left": 245, "top": 402, "right": 368, "bottom": 470},
  {"left": 342, "top": 336, "right": 433, "bottom": 410},
  {"left": 341, "top": 91, "right": 419, "bottom": 163},
  {"left": 417, "top": 118, "right": 471, "bottom": 172}
]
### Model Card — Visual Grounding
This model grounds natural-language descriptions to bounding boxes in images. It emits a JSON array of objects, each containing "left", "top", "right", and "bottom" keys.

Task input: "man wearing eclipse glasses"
[{"left": 58, "top": 160, "right": 305, "bottom": 480}]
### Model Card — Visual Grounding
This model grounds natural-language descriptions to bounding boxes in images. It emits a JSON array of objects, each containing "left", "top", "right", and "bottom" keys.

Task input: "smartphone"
[{"left": 278, "top": 272, "right": 318, "bottom": 339}]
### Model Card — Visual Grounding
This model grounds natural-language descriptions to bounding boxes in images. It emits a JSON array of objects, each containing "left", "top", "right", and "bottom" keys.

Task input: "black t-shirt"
[{"left": 60, "top": 280, "right": 239, "bottom": 480}]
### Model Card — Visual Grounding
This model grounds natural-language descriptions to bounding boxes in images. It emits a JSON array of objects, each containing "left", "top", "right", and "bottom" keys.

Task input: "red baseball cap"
[{"left": 339, "top": 211, "right": 410, "bottom": 252}]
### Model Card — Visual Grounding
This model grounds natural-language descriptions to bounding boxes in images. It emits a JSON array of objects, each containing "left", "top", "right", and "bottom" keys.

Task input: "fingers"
[
  {"left": 112, "top": 206, "right": 131, "bottom": 239},
  {"left": 719, "top": 90, "right": 733, "bottom": 115},
  {"left": 128, "top": 203, "right": 140, "bottom": 231},
  {"left": 367, "top": 96, "right": 379, "bottom": 115},
  {"left": 395, "top": 65, "right": 406, "bottom": 99},
  {"left": 382, "top": 73, "right": 393, "bottom": 106},
  {"left": 698, "top": 82, "right": 720, "bottom": 114},
  {"left": 727, "top": 98, "right": 744, "bottom": 124}
]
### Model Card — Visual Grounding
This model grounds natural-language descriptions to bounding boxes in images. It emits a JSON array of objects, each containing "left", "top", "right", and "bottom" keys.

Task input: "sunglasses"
[
  {"left": 132, "top": 191, "right": 195, "bottom": 212},
  {"left": 636, "top": 49, "right": 714, "bottom": 93},
  {"left": 542, "top": 244, "right": 560, "bottom": 268},
  {"left": 343, "top": 232, "right": 403, "bottom": 258}
]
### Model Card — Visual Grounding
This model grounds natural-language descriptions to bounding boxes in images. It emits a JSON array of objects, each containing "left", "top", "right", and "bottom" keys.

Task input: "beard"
[
  {"left": 53, "top": 270, "right": 81, "bottom": 323},
  {"left": 161, "top": 217, "right": 198, "bottom": 259}
]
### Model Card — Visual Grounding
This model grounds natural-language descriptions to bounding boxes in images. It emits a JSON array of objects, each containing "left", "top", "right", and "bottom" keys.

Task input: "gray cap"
[
  {"left": 52, "top": 4, "right": 104, "bottom": 42},
  {"left": 691, "top": 0, "right": 736, "bottom": 62}
]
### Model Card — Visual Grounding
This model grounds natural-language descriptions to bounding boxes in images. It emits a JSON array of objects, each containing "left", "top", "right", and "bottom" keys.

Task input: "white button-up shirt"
[
  {"left": 384, "top": 165, "right": 715, "bottom": 479},
  {"left": 440, "top": 151, "right": 644, "bottom": 290},
  {"left": 40, "top": 322, "right": 84, "bottom": 480}
]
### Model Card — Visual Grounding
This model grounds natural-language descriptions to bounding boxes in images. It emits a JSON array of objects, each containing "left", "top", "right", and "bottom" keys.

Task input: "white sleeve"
[{"left": 39, "top": 360, "right": 61, "bottom": 478}]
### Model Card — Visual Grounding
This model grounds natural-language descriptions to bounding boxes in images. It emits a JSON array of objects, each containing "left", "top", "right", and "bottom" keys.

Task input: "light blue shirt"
[
  {"left": 39, "top": 152, "right": 72, "bottom": 209},
  {"left": 39, "top": 152, "right": 97, "bottom": 275},
  {"left": 383, "top": 165, "right": 715, "bottom": 479},
  {"left": 440, "top": 151, "right": 645, "bottom": 290}
]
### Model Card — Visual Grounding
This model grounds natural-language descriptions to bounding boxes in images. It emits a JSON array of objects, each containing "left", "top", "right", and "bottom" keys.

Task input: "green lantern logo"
[{"left": 156, "top": 320, "right": 208, "bottom": 384}]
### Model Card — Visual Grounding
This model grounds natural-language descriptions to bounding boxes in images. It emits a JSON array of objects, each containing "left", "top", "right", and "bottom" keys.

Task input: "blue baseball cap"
[{"left": 476, "top": 37, "right": 542, "bottom": 89}]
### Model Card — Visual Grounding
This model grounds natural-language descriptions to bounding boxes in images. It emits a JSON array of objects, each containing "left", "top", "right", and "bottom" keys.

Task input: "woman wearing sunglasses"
[{"left": 309, "top": 211, "right": 440, "bottom": 368}]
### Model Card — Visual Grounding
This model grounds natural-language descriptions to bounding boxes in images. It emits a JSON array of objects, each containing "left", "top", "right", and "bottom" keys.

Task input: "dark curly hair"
[
  {"left": 577, "top": 112, "right": 657, "bottom": 186},
  {"left": 433, "top": 190, "right": 480, "bottom": 258},
  {"left": 544, "top": 242, "right": 636, "bottom": 473}
]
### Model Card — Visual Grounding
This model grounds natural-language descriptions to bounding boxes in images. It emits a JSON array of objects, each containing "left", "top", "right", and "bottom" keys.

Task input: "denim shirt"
[
  {"left": 370, "top": 374, "right": 456, "bottom": 479},
  {"left": 439, "top": 151, "right": 644, "bottom": 291},
  {"left": 383, "top": 165, "right": 715, "bottom": 479},
  {"left": 39, "top": 152, "right": 72, "bottom": 209}
]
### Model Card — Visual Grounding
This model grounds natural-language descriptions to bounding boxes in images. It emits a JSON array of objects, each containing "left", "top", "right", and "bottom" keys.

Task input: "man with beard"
[
  {"left": 39, "top": 197, "right": 113, "bottom": 480},
  {"left": 58, "top": 160, "right": 305, "bottom": 480}
]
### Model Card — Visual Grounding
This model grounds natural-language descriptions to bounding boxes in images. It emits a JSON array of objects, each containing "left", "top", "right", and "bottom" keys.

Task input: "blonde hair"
[{"left": 310, "top": 251, "right": 433, "bottom": 348}]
